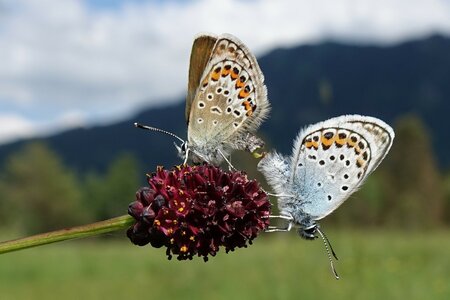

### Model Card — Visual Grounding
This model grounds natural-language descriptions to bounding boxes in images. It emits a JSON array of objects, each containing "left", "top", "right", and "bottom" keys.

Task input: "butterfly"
[
  {"left": 136, "top": 33, "right": 270, "bottom": 166},
  {"left": 257, "top": 115, "right": 395, "bottom": 278}
]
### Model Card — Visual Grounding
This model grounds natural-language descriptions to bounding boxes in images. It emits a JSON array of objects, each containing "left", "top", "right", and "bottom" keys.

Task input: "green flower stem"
[{"left": 0, "top": 215, "right": 136, "bottom": 254}]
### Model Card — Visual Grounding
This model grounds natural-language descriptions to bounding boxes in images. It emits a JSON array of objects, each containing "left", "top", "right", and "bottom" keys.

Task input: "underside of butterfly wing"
[
  {"left": 186, "top": 34, "right": 218, "bottom": 123},
  {"left": 187, "top": 34, "right": 270, "bottom": 161},
  {"left": 286, "top": 115, "right": 394, "bottom": 221}
]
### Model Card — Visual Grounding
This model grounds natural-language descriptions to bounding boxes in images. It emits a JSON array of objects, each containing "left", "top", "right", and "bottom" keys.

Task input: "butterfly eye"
[
  {"left": 300, "top": 225, "right": 317, "bottom": 240},
  {"left": 304, "top": 226, "right": 316, "bottom": 235},
  {"left": 181, "top": 142, "right": 187, "bottom": 153}
]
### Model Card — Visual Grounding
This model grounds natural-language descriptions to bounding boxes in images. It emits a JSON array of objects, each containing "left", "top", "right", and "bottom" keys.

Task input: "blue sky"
[{"left": 0, "top": 0, "right": 449, "bottom": 144}]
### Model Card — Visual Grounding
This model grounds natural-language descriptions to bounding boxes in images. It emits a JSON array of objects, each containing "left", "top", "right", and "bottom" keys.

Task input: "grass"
[{"left": 1, "top": 229, "right": 449, "bottom": 300}]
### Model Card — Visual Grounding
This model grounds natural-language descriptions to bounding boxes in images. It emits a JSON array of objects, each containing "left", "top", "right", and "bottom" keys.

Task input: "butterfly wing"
[
  {"left": 288, "top": 115, "right": 394, "bottom": 220},
  {"left": 187, "top": 34, "right": 270, "bottom": 153},
  {"left": 186, "top": 34, "right": 218, "bottom": 123}
]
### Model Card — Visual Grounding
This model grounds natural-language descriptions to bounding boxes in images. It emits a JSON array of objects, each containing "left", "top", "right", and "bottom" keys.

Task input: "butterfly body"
[
  {"left": 180, "top": 33, "right": 270, "bottom": 165},
  {"left": 258, "top": 115, "right": 394, "bottom": 238}
]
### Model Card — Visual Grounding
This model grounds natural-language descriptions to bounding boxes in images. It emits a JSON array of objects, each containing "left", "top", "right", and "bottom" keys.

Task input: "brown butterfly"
[{"left": 136, "top": 33, "right": 270, "bottom": 166}]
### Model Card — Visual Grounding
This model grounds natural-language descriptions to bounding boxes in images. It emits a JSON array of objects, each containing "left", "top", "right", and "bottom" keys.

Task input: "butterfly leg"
[
  {"left": 266, "top": 192, "right": 295, "bottom": 198},
  {"left": 258, "top": 186, "right": 294, "bottom": 198},
  {"left": 265, "top": 215, "right": 293, "bottom": 232},
  {"left": 269, "top": 215, "right": 294, "bottom": 221},
  {"left": 265, "top": 222, "right": 293, "bottom": 233},
  {"left": 217, "top": 148, "right": 237, "bottom": 171},
  {"left": 265, "top": 227, "right": 290, "bottom": 233},
  {"left": 183, "top": 148, "right": 190, "bottom": 165}
]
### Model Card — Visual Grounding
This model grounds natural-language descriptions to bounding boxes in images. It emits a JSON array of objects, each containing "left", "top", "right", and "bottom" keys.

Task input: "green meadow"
[{"left": 1, "top": 229, "right": 449, "bottom": 300}]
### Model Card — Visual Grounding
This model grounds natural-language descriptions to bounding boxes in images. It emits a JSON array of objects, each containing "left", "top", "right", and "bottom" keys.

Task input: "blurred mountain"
[{"left": 0, "top": 34, "right": 448, "bottom": 173}]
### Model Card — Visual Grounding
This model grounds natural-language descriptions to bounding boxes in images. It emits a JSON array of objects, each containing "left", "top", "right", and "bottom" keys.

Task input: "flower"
[{"left": 127, "top": 164, "right": 270, "bottom": 261}]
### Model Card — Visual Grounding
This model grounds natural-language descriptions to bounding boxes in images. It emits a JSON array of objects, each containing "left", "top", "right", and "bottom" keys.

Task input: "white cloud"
[
  {"left": 0, "top": 110, "right": 89, "bottom": 144},
  {"left": 0, "top": 114, "right": 37, "bottom": 143},
  {"left": 0, "top": 0, "right": 449, "bottom": 144},
  {"left": 55, "top": 110, "right": 88, "bottom": 129}
]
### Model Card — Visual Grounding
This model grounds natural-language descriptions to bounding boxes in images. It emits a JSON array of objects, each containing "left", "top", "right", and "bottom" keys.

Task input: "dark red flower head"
[{"left": 127, "top": 164, "right": 270, "bottom": 261}]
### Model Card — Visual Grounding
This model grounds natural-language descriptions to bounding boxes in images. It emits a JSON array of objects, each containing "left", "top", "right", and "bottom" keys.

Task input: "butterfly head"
[
  {"left": 175, "top": 141, "right": 189, "bottom": 164},
  {"left": 175, "top": 141, "right": 215, "bottom": 165},
  {"left": 289, "top": 213, "right": 318, "bottom": 240},
  {"left": 175, "top": 141, "right": 188, "bottom": 155},
  {"left": 298, "top": 223, "right": 318, "bottom": 240}
]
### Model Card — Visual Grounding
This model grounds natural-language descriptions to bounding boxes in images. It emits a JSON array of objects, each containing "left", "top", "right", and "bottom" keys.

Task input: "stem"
[{"left": 0, "top": 215, "right": 136, "bottom": 254}]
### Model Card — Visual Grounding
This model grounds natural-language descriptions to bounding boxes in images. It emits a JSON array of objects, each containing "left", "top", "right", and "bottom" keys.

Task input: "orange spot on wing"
[
  {"left": 305, "top": 141, "right": 319, "bottom": 149},
  {"left": 239, "top": 89, "right": 250, "bottom": 99},
  {"left": 235, "top": 79, "right": 245, "bottom": 89},
  {"left": 321, "top": 135, "right": 335, "bottom": 147},
  {"left": 221, "top": 68, "right": 231, "bottom": 77},
  {"left": 231, "top": 67, "right": 239, "bottom": 80},
  {"left": 347, "top": 138, "right": 357, "bottom": 148},
  {"left": 356, "top": 158, "right": 365, "bottom": 168},
  {"left": 335, "top": 137, "right": 346, "bottom": 146},
  {"left": 243, "top": 100, "right": 252, "bottom": 116},
  {"left": 211, "top": 70, "right": 220, "bottom": 81}
]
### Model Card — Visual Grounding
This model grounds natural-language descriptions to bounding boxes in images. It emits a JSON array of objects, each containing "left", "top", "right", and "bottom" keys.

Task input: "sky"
[{"left": 0, "top": 0, "right": 449, "bottom": 144}]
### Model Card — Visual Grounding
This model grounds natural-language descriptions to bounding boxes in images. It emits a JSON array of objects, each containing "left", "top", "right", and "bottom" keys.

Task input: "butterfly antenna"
[
  {"left": 134, "top": 123, "right": 185, "bottom": 144},
  {"left": 316, "top": 227, "right": 340, "bottom": 280},
  {"left": 317, "top": 227, "right": 338, "bottom": 260}
]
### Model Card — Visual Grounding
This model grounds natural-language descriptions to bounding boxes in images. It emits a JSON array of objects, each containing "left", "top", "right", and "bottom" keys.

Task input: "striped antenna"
[
  {"left": 316, "top": 227, "right": 339, "bottom": 280},
  {"left": 134, "top": 123, "right": 185, "bottom": 144}
]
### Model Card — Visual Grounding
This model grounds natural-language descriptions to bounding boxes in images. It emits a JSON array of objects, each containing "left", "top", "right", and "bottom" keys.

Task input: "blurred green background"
[{"left": 1, "top": 232, "right": 449, "bottom": 299}]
